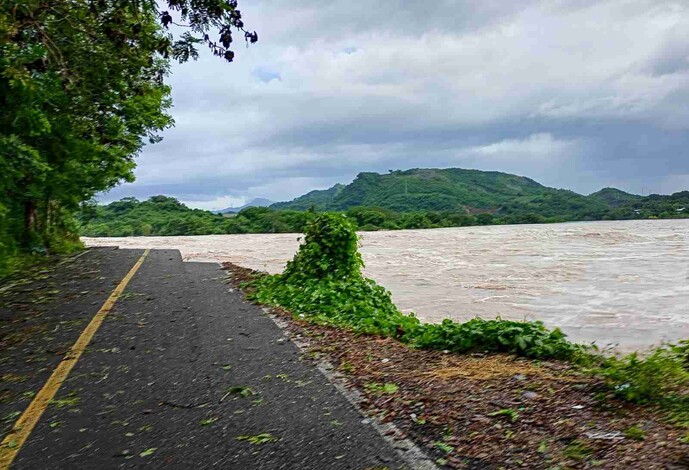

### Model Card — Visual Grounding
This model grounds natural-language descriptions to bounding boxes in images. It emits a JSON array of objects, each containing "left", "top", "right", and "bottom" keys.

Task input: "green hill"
[
  {"left": 588, "top": 188, "right": 642, "bottom": 207},
  {"left": 271, "top": 184, "right": 345, "bottom": 211},
  {"left": 272, "top": 168, "right": 610, "bottom": 218},
  {"left": 80, "top": 170, "right": 687, "bottom": 237}
]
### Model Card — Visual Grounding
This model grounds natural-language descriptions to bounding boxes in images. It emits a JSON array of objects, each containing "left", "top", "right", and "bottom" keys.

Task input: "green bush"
[
  {"left": 412, "top": 317, "right": 580, "bottom": 359},
  {"left": 598, "top": 345, "right": 689, "bottom": 406},
  {"left": 251, "top": 214, "right": 419, "bottom": 337}
]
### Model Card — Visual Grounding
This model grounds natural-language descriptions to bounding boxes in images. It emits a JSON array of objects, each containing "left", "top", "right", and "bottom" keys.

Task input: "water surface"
[{"left": 83, "top": 219, "right": 689, "bottom": 350}]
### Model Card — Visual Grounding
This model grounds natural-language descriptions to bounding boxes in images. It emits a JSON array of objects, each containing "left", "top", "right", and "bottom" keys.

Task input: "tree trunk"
[{"left": 22, "top": 200, "right": 37, "bottom": 249}]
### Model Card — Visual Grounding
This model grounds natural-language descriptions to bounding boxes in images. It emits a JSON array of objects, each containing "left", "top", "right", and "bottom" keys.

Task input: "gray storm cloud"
[{"left": 102, "top": 0, "right": 689, "bottom": 210}]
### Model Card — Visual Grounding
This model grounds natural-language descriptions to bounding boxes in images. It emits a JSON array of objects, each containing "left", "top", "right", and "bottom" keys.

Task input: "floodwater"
[{"left": 83, "top": 219, "right": 689, "bottom": 351}]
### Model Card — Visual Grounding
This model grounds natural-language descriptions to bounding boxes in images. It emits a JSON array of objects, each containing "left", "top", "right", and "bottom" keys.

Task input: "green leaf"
[
  {"left": 139, "top": 448, "right": 157, "bottom": 457},
  {"left": 235, "top": 433, "right": 280, "bottom": 445}
]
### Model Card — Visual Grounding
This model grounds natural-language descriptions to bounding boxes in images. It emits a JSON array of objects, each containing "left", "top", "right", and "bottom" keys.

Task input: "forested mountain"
[
  {"left": 272, "top": 168, "right": 611, "bottom": 217},
  {"left": 588, "top": 188, "right": 643, "bottom": 207},
  {"left": 217, "top": 198, "right": 273, "bottom": 214},
  {"left": 80, "top": 169, "right": 688, "bottom": 237},
  {"left": 271, "top": 184, "right": 345, "bottom": 211}
]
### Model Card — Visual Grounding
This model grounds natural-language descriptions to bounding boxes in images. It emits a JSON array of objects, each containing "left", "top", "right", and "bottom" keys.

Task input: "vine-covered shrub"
[
  {"left": 251, "top": 213, "right": 420, "bottom": 337},
  {"left": 282, "top": 212, "right": 363, "bottom": 280}
]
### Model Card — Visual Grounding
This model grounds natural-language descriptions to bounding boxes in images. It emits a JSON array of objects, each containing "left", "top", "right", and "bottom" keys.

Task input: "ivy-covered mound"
[
  {"left": 251, "top": 214, "right": 419, "bottom": 337},
  {"left": 250, "top": 213, "right": 579, "bottom": 360}
]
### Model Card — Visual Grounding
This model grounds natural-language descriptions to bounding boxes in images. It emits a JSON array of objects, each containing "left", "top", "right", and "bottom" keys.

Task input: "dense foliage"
[
  {"left": 273, "top": 168, "right": 689, "bottom": 222},
  {"left": 81, "top": 184, "right": 689, "bottom": 238},
  {"left": 79, "top": 197, "right": 312, "bottom": 236},
  {"left": 412, "top": 318, "right": 579, "bottom": 359},
  {"left": 597, "top": 342, "right": 689, "bottom": 409},
  {"left": 250, "top": 214, "right": 419, "bottom": 337},
  {"left": 0, "top": 0, "right": 255, "bottom": 275}
]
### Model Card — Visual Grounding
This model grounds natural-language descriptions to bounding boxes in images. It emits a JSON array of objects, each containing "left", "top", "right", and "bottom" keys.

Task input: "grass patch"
[
  {"left": 364, "top": 382, "right": 399, "bottom": 395},
  {"left": 595, "top": 342, "right": 689, "bottom": 410},
  {"left": 564, "top": 439, "right": 593, "bottom": 461},
  {"left": 623, "top": 425, "right": 646, "bottom": 441},
  {"left": 488, "top": 408, "right": 520, "bottom": 423}
]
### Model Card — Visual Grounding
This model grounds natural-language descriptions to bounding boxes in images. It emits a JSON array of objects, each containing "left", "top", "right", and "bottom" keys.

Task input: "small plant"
[
  {"left": 488, "top": 408, "right": 519, "bottom": 423},
  {"left": 564, "top": 439, "right": 593, "bottom": 461},
  {"left": 200, "top": 417, "right": 219, "bottom": 426},
  {"left": 623, "top": 425, "right": 646, "bottom": 441},
  {"left": 598, "top": 346, "right": 689, "bottom": 404},
  {"left": 220, "top": 386, "right": 255, "bottom": 402},
  {"left": 364, "top": 382, "right": 399, "bottom": 395},
  {"left": 236, "top": 433, "right": 280, "bottom": 444},
  {"left": 434, "top": 441, "right": 454, "bottom": 454},
  {"left": 139, "top": 448, "right": 157, "bottom": 457}
]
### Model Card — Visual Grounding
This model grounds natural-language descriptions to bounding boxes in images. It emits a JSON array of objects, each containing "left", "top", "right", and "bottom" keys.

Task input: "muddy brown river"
[{"left": 83, "top": 219, "right": 689, "bottom": 351}]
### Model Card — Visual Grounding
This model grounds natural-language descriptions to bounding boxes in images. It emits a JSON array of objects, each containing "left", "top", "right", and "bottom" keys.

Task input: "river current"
[{"left": 83, "top": 219, "right": 689, "bottom": 351}]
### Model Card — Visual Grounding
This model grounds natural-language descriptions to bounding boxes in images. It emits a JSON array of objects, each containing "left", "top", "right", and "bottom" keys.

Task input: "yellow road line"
[{"left": 0, "top": 249, "right": 150, "bottom": 469}]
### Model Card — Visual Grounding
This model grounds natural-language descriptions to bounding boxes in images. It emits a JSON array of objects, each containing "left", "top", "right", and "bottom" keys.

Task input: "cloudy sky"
[{"left": 103, "top": 0, "right": 689, "bottom": 210}]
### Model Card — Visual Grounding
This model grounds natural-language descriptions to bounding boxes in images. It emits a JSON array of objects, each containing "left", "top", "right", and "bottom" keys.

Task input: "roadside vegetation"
[
  {"left": 246, "top": 214, "right": 689, "bottom": 426},
  {"left": 0, "top": 0, "right": 255, "bottom": 277}
]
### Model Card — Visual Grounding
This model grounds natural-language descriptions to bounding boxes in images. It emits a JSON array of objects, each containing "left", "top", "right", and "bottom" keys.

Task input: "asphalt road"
[{"left": 0, "top": 248, "right": 408, "bottom": 469}]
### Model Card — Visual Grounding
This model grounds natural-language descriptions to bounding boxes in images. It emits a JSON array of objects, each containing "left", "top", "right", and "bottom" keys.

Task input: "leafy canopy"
[{"left": 0, "top": 0, "right": 255, "bottom": 274}]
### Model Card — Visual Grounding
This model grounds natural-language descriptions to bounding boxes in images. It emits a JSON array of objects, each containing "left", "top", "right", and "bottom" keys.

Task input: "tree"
[{"left": 0, "top": 0, "right": 256, "bottom": 271}]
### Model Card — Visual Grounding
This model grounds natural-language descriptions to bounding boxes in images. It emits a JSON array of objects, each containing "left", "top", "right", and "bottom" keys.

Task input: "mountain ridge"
[
  {"left": 270, "top": 168, "right": 640, "bottom": 217},
  {"left": 217, "top": 197, "right": 273, "bottom": 214}
]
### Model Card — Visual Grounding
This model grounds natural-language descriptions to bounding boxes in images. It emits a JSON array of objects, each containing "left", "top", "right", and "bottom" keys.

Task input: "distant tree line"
[{"left": 79, "top": 193, "right": 689, "bottom": 237}]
